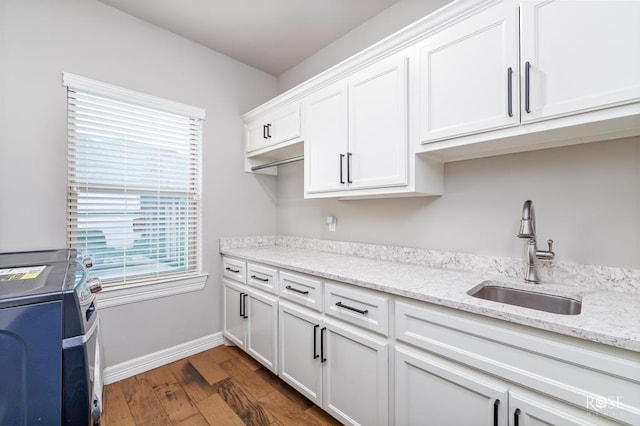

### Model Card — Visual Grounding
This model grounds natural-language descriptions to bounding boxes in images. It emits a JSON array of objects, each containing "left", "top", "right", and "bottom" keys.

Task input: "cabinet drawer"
[
  {"left": 222, "top": 257, "right": 246, "bottom": 283},
  {"left": 247, "top": 263, "right": 278, "bottom": 295},
  {"left": 324, "top": 281, "right": 389, "bottom": 336},
  {"left": 279, "top": 271, "right": 323, "bottom": 312}
]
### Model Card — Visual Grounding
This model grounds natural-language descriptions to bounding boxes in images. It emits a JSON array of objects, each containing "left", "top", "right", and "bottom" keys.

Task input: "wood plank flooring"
[{"left": 101, "top": 345, "right": 341, "bottom": 426}]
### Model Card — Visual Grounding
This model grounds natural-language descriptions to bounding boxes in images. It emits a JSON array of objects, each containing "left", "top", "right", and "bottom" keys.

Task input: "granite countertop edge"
[{"left": 220, "top": 245, "right": 640, "bottom": 353}]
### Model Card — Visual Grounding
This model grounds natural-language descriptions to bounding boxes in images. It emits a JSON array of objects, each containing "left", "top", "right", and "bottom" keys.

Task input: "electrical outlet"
[{"left": 326, "top": 216, "right": 337, "bottom": 232}]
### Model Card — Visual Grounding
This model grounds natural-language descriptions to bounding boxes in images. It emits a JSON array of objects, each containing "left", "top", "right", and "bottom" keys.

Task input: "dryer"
[{"left": 0, "top": 249, "right": 103, "bottom": 425}]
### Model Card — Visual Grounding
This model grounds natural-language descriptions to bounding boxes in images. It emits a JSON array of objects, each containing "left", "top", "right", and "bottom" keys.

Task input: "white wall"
[
  {"left": 277, "top": 137, "right": 640, "bottom": 270},
  {"left": 0, "top": 0, "right": 277, "bottom": 367},
  {"left": 277, "top": 0, "right": 453, "bottom": 93}
]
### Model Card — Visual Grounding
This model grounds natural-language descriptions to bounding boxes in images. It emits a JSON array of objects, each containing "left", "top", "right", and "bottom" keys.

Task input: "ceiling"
[{"left": 97, "top": 0, "right": 403, "bottom": 76}]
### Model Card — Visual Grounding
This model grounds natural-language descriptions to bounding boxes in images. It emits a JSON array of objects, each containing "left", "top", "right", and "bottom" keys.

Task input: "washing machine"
[{"left": 0, "top": 249, "right": 104, "bottom": 425}]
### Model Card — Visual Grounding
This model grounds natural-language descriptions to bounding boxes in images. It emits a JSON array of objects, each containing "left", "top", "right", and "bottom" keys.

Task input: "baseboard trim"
[{"left": 103, "top": 332, "right": 224, "bottom": 385}]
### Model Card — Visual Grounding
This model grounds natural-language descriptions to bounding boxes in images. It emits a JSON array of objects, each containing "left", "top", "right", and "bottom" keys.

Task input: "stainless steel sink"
[{"left": 468, "top": 282, "right": 582, "bottom": 315}]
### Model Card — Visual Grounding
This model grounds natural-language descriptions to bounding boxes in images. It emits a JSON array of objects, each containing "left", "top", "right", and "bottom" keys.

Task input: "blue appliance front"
[
  {"left": 0, "top": 249, "right": 102, "bottom": 426},
  {"left": 0, "top": 300, "right": 62, "bottom": 424}
]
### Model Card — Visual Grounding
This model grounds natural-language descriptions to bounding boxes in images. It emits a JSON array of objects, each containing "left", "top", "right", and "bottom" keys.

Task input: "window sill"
[{"left": 96, "top": 274, "right": 208, "bottom": 309}]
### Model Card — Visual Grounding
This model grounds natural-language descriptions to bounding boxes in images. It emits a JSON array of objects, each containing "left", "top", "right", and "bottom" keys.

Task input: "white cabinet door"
[
  {"left": 222, "top": 279, "right": 245, "bottom": 349},
  {"left": 395, "top": 346, "right": 508, "bottom": 426},
  {"left": 417, "top": 0, "right": 519, "bottom": 143},
  {"left": 304, "top": 81, "right": 349, "bottom": 194},
  {"left": 245, "top": 289, "right": 278, "bottom": 373},
  {"left": 520, "top": 1, "right": 640, "bottom": 122},
  {"left": 270, "top": 102, "right": 301, "bottom": 144},
  {"left": 245, "top": 102, "right": 301, "bottom": 153},
  {"left": 509, "top": 392, "right": 601, "bottom": 426},
  {"left": 323, "top": 321, "right": 388, "bottom": 426},
  {"left": 245, "top": 118, "right": 270, "bottom": 153},
  {"left": 278, "top": 302, "right": 323, "bottom": 406},
  {"left": 348, "top": 53, "right": 408, "bottom": 189}
]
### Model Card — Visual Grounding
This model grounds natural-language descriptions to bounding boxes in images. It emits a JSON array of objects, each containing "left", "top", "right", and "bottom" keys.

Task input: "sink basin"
[{"left": 468, "top": 282, "right": 582, "bottom": 315}]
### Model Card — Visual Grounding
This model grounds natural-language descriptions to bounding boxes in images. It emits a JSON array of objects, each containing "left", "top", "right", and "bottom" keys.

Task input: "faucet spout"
[{"left": 518, "top": 200, "right": 536, "bottom": 238}]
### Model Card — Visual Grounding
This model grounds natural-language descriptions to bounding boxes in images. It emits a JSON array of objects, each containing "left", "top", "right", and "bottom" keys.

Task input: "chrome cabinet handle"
[
  {"left": 225, "top": 266, "right": 240, "bottom": 273},
  {"left": 285, "top": 285, "right": 309, "bottom": 295},
  {"left": 250, "top": 275, "right": 269, "bottom": 282},
  {"left": 507, "top": 67, "right": 513, "bottom": 117},
  {"left": 335, "top": 301, "right": 368, "bottom": 315},
  {"left": 525, "top": 61, "right": 531, "bottom": 113}
]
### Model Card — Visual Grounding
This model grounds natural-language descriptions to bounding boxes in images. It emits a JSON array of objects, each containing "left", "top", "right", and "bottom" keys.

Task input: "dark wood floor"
[{"left": 102, "top": 345, "right": 341, "bottom": 425}]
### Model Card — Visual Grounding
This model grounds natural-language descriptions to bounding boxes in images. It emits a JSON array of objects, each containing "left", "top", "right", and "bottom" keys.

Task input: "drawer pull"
[
  {"left": 250, "top": 275, "right": 269, "bottom": 282},
  {"left": 285, "top": 285, "right": 309, "bottom": 295},
  {"left": 335, "top": 301, "right": 368, "bottom": 315},
  {"left": 225, "top": 267, "right": 240, "bottom": 273}
]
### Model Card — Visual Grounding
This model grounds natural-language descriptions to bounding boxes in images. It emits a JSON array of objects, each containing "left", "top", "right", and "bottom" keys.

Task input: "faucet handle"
[{"left": 536, "top": 239, "right": 555, "bottom": 260}]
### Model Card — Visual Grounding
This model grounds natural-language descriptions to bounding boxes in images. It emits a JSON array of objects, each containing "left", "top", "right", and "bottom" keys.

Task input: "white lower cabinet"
[
  {"left": 323, "top": 320, "right": 388, "bottom": 426},
  {"left": 222, "top": 279, "right": 245, "bottom": 349},
  {"left": 245, "top": 289, "right": 278, "bottom": 372},
  {"left": 222, "top": 278, "right": 278, "bottom": 373},
  {"left": 395, "top": 346, "right": 508, "bottom": 426},
  {"left": 509, "top": 391, "right": 605, "bottom": 426},
  {"left": 225, "top": 258, "right": 638, "bottom": 425},
  {"left": 394, "top": 299, "right": 633, "bottom": 425},
  {"left": 395, "top": 344, "right": 614, "bottom": 426},
  {"left": 278, "top": 301, "right": 322, "bottom": 405},
  {"left": 278, "top": 301, "right": 388, "bottom": 426}
]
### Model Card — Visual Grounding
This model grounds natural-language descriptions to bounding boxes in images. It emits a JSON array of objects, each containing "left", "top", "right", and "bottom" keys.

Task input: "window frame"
[{"left": 63, "top": 73, "right": 207, "bottom": 305}]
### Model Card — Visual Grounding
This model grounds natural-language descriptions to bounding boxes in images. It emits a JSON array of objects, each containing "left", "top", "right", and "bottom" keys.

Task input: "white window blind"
[{"left": 64, "top": 73, "right": 204, "bottom": 286}]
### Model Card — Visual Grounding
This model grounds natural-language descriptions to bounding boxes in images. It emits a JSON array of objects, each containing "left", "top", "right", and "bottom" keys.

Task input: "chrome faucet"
[{"left": 517, "top": 200, "right": 555, "bottom": 283}]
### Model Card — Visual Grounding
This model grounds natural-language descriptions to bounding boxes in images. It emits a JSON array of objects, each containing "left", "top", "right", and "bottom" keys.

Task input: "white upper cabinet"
[
  {"left": 304, "top": 53, "right": 409, "bottom": 197},
  {"left": 520, "top": 0, "right": 640, "bottom": 122},
  {"left": 417, "top": 0, "right": 640, "bottom": 152},
  {"left": 417, "top": 0, "right": 519, "bottom": 142},
  {"left": 348, "top": 54, "right": 408, "bottom": 190},
  {"left": 243, "top": 0, "right": 640, "bottom": 173},
  {"left": 245, "top": 101, "right": 302, "bottom": 153},
  {"left": 304, "top": 81, "right": 349, "bottom": 194}
]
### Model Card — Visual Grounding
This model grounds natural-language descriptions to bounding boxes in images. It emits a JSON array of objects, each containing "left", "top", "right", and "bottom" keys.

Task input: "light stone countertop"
[{"left": 220, "top": 244, "right": 640, "bottom": 353}]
